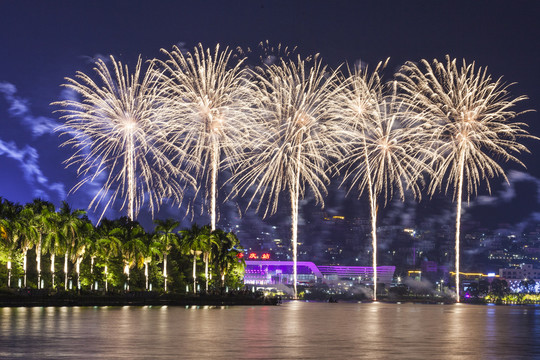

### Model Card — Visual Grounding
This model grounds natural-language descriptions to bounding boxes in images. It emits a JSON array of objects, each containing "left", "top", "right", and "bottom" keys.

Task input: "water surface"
[{"left": 1, "top": 302, "right": 539, "bottom": 359}]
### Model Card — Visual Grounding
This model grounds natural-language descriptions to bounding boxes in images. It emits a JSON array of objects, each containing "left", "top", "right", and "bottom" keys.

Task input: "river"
[{"left": 1, "top": 301, "right": 540, "bottom": 359}]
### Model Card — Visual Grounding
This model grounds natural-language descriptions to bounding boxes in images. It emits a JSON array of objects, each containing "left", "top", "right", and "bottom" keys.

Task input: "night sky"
[{"left": 1, "top": 1, "right": 540, "bottom": 243}]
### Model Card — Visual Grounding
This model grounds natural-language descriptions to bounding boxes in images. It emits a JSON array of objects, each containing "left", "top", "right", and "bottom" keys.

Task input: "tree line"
[{"left": 0, "top": 197, "right": 245, "bottom": 293}]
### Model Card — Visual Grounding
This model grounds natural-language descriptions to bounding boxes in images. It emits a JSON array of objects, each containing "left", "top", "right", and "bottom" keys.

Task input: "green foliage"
[
  {"left": 0, "top": 241, "right": 10, "bottom": 263},
  {"left": 0, "top": 197, "right": 247, "bottom": 292}
]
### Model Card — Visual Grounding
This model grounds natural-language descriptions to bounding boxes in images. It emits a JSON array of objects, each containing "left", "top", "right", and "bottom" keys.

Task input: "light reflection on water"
[{"left": 1, "top": 302, "right": 540, "bottom": 359}]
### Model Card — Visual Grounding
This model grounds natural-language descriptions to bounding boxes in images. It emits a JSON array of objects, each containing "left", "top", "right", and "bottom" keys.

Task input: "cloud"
[
  {"left": 473, "top": 170, "right": 540, "bottom": 207},
  {"left": 0, "top": 81, "right": 125, "bottom": 221},
  {"left": 469, "top": 169, "right": 540, "bottom": 233},
  {"left": 59, "top": 88, "right": 79, "bottom": 103},
  {"left": 0, "top": 81, "right": 59, "bottom": 137},
  {"left": 382, "top": 193, "right": 417, "bottom": 227},
  {"left": 507, "top": 170, "right": 538, "bottom": 183},
  {"left": 475, "top": 195, "right": 497, "bottom": 206},
  {"left": 0, "top": 82, "right": 16, "bottom": 96},
  {"left": 0, "top": 139, "right": 66, "bottom": 200}
]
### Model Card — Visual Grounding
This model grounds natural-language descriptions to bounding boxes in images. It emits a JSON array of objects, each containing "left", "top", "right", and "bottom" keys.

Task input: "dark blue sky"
[{"left": 1, "top": 1, "right": 539, "bottom": 235}]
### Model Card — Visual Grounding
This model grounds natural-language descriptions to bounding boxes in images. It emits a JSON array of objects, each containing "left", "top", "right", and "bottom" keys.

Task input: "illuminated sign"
[
  {"left": 244, "top": 252, "right": 272, "bottom": 260},
  {"left": 237, "top": 253, "right": 244, "bottom": 259}
]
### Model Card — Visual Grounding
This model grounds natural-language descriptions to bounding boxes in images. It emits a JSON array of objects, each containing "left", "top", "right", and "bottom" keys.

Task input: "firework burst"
[
  {"left": 156, "top": 44, "right": 260, "bottom": 231},
  {"left": 332, "top": 61, "right": 431, "bottom": 300},
  {"left": 230, "top": 53, "right": 342, "bottom": 298},
  {"left": 54, "top": 56, "right": 195, "bottom": 221},
  {"left": 397, "top": 55, "right": 534, "bottom": 302}
]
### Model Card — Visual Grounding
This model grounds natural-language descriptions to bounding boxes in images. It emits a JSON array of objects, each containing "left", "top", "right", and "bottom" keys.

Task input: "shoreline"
[
  {"left": 2, "top": 289, "right": 537, "bottom": 307},
  {"left": 0, "top": 289, "right": 281, "bottom": 307}
]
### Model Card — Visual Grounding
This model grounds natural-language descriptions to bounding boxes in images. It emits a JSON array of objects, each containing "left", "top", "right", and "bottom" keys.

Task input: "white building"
[{"left": 499, "top": 264, "right": 540, "bottom": 289}]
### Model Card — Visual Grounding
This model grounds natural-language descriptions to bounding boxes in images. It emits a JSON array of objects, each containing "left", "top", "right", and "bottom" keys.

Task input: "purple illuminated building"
[{"left": 244, "top": 260, "right": 395, "bottom": 287}]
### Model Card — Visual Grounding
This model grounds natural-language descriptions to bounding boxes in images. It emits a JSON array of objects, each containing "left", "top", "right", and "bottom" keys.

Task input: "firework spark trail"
[
  {"left": 54, "top": 56, "right": 196, "bottom": 222},
  {"left": 230, "top": 54, "right": 342, "bottom": 299},
  {"left": 241, "top": 40, "right": 298, "bottom": 66},
  {"left": 397, "top": 55, "right": 534, "bottom": 302},
  {"left": 156, "top": 44, "right": 260, "bottom": 231},
  {"left": 331, "top": 62, "right": 431, "bottom": 300}
]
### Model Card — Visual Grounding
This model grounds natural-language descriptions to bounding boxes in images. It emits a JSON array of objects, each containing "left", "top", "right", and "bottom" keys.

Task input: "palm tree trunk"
[
  {"left": 105, "top": 264, "right": 109, "bottom": 292},
  {"left": 23, "top": 248, "right": 27, "bottom": 288},
  {"left": 64, "top": 252, "right": 68, "bottom": 290},
  {"left": 163, "top": 253, "right": 168, "bottom": 292},
  {"left": 90, "top": 256, "right": 95, "bottom": 290},
  {"left": 124, "top": 264, "right": 130, "bottom": 291},
  {"left": 7, "top": 261, "right": 11, "bottom": 287},
  {"left": 76, "top": 257, "right": 82, "bottom": 290},
  {"left": 205, "top": 253, "right": 209, "bottom": 292},
  {"left": 145, "top": 261, "right": 149, "bottom": 290},
  {"left": 36, "top": 237, "right": 42, "bottom": 289},
  {"left": 193, "top": 254, "right": 197, "bottom": 294},
  {"left": 50, "top": 253, "right": 55, "bottom": 289}
]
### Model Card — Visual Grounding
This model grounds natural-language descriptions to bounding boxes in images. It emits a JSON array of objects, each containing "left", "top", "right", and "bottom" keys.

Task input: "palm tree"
[
  {"left": 58, "top": 202, "right": 86, "bottom": 290},
  {"left": 26, "top": 199, "right": 55, "bottom": 289},
  {"left": 179, "top": 224, "right": 211, "bottom": 294},
  {"left": 76, "top": 217, "right": 99, "bottom": 290},
  {"left": 114, "top": 217, "right": 146, "bottom": 291},
  {"left": 201, "top": 231, "right": 218, "bottom": 292},
  {"left": 0, "top": 198, "right": 23, "bottom": 287},
  {"left": 0, "top": 218, "right": 18, "bottom": 288},
  {"left": 143, "top": 234, "right": 162, "bottom": 291},
  {"left": 96, "top": 219, "right": 123, "bottom": 291},
  {"left": 152, "top": 218, "right": 180, "bottom": 291},
  {"left": 41, "top": 209, "right": 63, "bottom": 289},
  {"left": 86, "top": 233, "right": 99, "bottom": 290},
  {"left": 0, "top": 228, "right": 19, "bottom": 288},
  {"left": 71, "top": 219, "right": 94, "bottom": 290},
  {"left": 218, "top": 250, "right": 245, "bottom": 289},
  {"left": 18, "top": 206, "right": 38, "bottom": 288},
  {"left": 211, "top": 230, "right": 243, "bottom": 288}
]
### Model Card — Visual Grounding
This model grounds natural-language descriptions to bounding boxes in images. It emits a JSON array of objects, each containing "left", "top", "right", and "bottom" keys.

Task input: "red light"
[
  {"left": 261, "top": 253, "right": 270, "bottom": 260},
  {"left": 237, "top": 253, "right": 244, "bottom": 259},
  {"left": 248, "top": 253, "right": 258, "bottom": 259}
]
